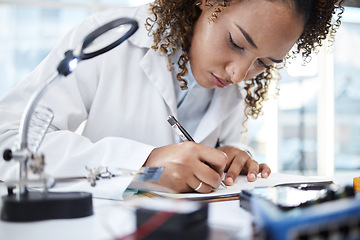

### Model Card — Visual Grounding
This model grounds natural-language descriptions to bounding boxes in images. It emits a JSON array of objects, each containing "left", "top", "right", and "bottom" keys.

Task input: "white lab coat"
[{"left": 0, "top": 4, "right": 248, "bottom": 197}]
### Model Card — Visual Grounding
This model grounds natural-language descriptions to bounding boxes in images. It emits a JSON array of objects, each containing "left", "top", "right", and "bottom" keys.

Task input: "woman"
[{"left": 0, "top": 0, "right": 343, "bottom": 195}]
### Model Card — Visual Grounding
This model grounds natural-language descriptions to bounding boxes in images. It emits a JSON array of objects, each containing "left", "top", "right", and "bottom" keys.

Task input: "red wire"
[{"left": 117, "top": 211, "right": 176, "bottom": 240}]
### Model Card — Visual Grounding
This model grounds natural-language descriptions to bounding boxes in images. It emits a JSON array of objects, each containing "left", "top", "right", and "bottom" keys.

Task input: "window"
[
  {"left": 246, "top": 6, "right": 360, "bottom": 178},
  {"left": 1, "top": 1, "right": 359, "bottom": 179},
  {"left": 334, "top": 7, "right": 360, "bottom": 170},
  {"left": 0, "top": 0, "right": 152, "bottom": 98}
]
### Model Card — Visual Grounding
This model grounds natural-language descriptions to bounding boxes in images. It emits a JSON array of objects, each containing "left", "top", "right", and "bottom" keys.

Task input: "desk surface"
[
  {"left": 2, "top": 171, "right": 356, "bottom": 240},
  {"left": 0, "top": 183, "right": 254, "bottom": 240}
]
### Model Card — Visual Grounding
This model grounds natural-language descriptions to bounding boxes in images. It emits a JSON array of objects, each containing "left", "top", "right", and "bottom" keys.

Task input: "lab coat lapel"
[
  {"left": 130, "top": 4, "right": 177, "bottom": 115},
  {"left": 140, "top": 49, "right": 177, "bottom": 115},
  {"left": 195, "top": 85, "right": 241, "bottom": 142}
]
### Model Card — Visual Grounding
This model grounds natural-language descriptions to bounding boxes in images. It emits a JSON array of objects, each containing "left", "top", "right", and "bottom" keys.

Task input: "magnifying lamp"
[{"left": 1, "top": 17, "right": 138, "bottom": 222}]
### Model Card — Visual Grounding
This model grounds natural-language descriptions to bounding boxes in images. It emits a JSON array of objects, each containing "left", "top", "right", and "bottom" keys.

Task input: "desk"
[
  {"left": 0, "top": 183, "right": 254, "bottom": 240},
  {"left": 2, "top": 172, "right": 356, "bottom": 240}
]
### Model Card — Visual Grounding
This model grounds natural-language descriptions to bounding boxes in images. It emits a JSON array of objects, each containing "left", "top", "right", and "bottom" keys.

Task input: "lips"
[{"left": 211, "top": 73, "right": 231, "bottom": 88}]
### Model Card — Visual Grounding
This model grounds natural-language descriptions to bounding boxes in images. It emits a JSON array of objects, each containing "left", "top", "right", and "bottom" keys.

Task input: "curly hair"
[{"left": 145, "top": 0, "right": 344, "bottom": 121}]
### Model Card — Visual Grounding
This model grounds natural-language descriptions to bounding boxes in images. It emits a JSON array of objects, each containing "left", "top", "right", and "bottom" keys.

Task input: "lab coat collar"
[
  {"left": 195, "top": 85, "right": 242, "bottom": 142},
  {"left": 140, "top": 46, "right": 242, "bottom": 143},
  {"left": 140, "top": 49, "right": 178, "bottom": 115},
  {"left": 127, "top": 4, "right": 154, "bottom": 49},
  {"left": 131, "top": 4, "right": 178, "bottom": 115}
]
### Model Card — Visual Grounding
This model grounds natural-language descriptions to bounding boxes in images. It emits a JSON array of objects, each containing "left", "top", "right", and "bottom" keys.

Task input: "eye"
[
  {"left": 228, "top": 33, "right": 244, "bottom": 51},
  {"left": 256, "top": 58, "right": 271, "bottom": 70}
]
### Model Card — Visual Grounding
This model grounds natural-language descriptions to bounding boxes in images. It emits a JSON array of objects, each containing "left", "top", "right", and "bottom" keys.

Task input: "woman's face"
[{"left": 189, "top": 0, "right": 304, "bottom": 89}]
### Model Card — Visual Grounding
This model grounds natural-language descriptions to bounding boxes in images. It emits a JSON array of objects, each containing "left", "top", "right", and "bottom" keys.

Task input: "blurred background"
[{"left": 0, "top": 0, "right": 359, "bottom": 183}]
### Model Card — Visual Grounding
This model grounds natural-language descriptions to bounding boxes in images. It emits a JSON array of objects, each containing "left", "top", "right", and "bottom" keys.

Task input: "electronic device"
[{"left": 240, "top": 185, "right": 360, "bottom": 240}]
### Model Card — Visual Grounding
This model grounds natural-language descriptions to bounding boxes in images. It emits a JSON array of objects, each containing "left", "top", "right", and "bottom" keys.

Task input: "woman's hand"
[
  {"left": 219, "top": 146, "right": 271, "bottom": 186},
  {"left": 144, "top": 142, "right": 228, "bottom": 193}
]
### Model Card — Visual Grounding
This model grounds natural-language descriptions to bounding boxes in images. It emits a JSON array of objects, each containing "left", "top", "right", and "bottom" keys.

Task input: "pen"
[{"left": 167, "top": 115, "right": 227, "bottom": 189}]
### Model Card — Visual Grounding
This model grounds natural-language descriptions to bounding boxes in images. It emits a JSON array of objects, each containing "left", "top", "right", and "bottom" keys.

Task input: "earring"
[{"left": 195, "top": 1, "right": 201, "bottom": 6}]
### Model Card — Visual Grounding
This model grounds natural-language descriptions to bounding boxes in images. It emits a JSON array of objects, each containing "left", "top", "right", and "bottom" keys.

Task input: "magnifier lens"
[
  {"left": 57, "top": 18, "right": 138, "bottom": 75},
  {"left": 83, "top": 24, "right": 132, "bottom": 54}
]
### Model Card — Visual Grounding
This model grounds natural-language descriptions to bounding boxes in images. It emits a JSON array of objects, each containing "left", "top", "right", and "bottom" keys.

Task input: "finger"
[
  {"left": 192, "top": 181, "right": 212, "bottom": 193},
  {"left": 245, "top": 159, "right": 260, "bottom": 182},
  {"left": 194, "top": 144, "right": 228, "bottom": 174},
  {"left": 176, "top": 142, "right": 227, "bottom": 174},
  {"left": 224, "top": 154, "right": 247, "bottom": 186},
  {"left": 259, "top": 163, "right": 271, "bottom": 178},
  {"left": 189, "top": 176, "right": 213, "bottom": 193},
  {"left": 193, "top": 160, "right": 222, "bottom": 189}
]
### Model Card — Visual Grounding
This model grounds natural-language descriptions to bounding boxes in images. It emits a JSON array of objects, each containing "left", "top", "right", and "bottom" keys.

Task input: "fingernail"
[
  {"left": 249, "top": 173, "right": 256, "bottom": 181},
  {"left": 226, "top": 177, "right": 234, "bottom": 185},
  {"left": 263, "top": 172, "right": 269, "bottom": 178}
]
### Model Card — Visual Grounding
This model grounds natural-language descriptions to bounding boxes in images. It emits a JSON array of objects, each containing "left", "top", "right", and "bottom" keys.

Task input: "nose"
[{"left": 226, "top": 60, "right": 253, "bottom": 84}]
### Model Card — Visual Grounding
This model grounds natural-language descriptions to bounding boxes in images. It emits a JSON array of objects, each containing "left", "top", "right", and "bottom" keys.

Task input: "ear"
[{"left": 198, "top": 0, "right": 209, "bottom": 11}]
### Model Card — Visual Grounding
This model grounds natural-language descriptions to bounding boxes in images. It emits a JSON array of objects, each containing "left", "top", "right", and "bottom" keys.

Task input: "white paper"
[{"left": 151, "top": 173, "right": 333, "bottom": 200}]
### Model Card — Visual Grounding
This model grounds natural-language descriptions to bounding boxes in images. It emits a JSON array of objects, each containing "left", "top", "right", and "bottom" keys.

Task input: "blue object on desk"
[{"left": 241, "top": 186, "right": 360, "bottom": 240}]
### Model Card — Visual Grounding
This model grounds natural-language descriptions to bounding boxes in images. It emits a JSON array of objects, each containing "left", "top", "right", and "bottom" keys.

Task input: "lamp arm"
[{"left": 18, "top": 72, "right": 59, "bottom": 151}]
